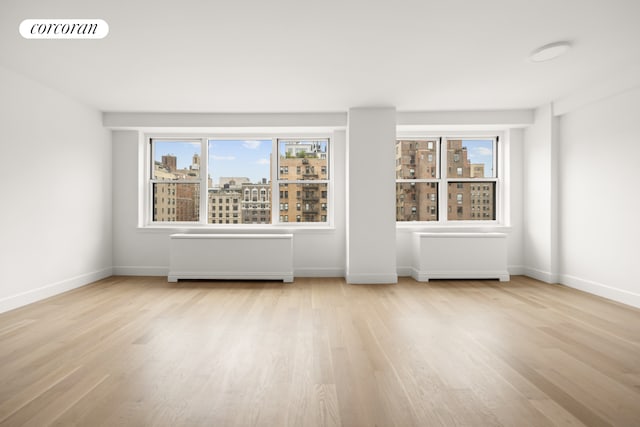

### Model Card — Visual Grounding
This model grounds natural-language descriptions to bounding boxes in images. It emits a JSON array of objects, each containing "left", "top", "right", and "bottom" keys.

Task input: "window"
[
  {"left": 445, "top": 138, "right": 496, "bottom": 221},
  {"left": 276, "top": 139, "right": 330, "bottom": 223},
  {"left": 395, "top": 139, "right": 439, "bottom": 221},
  {"left": 395, "top": 137, "right": 499, "bottom": 223},
  {"left": 148, "top": 136, "right": 331, "bottom": 226},
  {"left": 151, "top": 139, "right": 202, "bottom": 222},
  {"left": 206, "top": 139, "right": 272, "bottom": 225}
]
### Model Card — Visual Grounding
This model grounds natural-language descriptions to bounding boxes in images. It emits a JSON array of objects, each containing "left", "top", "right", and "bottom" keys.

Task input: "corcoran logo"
[{"left": 19, "top": 19, "right": 109, "bottom": 39}]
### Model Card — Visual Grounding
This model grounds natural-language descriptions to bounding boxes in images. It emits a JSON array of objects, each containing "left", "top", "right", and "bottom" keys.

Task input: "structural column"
[
  {"left": 523, "top": 103, "right": 559, "bottom": 283},
  {"left": 346, "top": 107, "right": 397, "bottom": 283}
]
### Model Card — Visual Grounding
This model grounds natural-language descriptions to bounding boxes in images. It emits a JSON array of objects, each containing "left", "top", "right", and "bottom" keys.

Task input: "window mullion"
[
  {"left": 439, "top": 137, "right": 448, "bottom": 224},
  {"left": 146, "top": 139, "right": 154, "bottom": 225},
  {"left": 272, "top": 138, "right": 279, "bottom": 224},
  {"left": 493, "top": 137, "right": 498, "bottom": 179},
  {"left": 200, "top": 137, "right": 208, "bottom": 225}
]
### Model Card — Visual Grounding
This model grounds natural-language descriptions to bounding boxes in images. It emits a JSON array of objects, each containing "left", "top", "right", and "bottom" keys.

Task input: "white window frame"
[
  {"left": 396, "top": 133, "right": 505, "bottom": 227},
  {"left": 147, "top": 137, "right": 206, "bottom": 226},
  {"left": 441, "top": 136, "right": 499, "bottom": 224},
  {"left": 143, "top": 134, "right": 333, "bottom": 229},
  {"left": 274, "top": 138, "right": 332, "bottom": 226},
  {"left": 395, "top": 137, "right": 441, "bottom": 222}
]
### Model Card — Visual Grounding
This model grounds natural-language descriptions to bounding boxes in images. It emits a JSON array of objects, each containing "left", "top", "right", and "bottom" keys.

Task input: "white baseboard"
[
  {"left": 115, "top": 266, "right": 346, "bottom": 280},
  {"left": 112, "top": 266, "right": 168, "bottom": 276},
  {"left": 560, "top": 274, "right": 640, "bottom": 309},
  {"left": 346, "top": 273, "right": 398, "bottom": 284},
  {"left": 294, "top": 268, "right": 345, "bottom": 278},
  {"left": 523, "top": 267, "right": 559, "bottom": 284},
  {"left": 411, "top": 269, "right": 510, "bottom": 282},
  {"left": 0, "top": 267, "right": 113, "bottom": 314}
]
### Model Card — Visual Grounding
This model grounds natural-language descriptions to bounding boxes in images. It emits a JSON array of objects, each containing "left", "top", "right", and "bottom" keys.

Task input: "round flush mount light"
[{"left": 529, "top": 41, "right": 571, "bottom": 62}]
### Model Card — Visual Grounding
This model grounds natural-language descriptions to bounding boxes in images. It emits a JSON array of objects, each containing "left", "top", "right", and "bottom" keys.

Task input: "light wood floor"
[{"left": 0, "top": 276, "right": 639, "bottom": 427}]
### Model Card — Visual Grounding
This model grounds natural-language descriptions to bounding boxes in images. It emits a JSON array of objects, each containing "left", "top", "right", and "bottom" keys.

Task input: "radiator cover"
[
  {"left": 168, "top": 234, "right": 294, "bottom": 283},
  {"left": 412, "top": 232, "right": 510, "bottom": 282}
]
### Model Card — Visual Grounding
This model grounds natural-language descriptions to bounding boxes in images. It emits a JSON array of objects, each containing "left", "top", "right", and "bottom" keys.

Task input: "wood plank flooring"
[{"left": 0, "top": 275, "right": 639, "bottom": 426}]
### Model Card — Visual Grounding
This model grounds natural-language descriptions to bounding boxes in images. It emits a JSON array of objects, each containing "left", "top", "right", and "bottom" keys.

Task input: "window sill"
[
  {"left": 396, "top": 222, "right": 512, "bottom": 234},
  {"left": 137, "top": 224, "right": 336, "bottom": 234}
]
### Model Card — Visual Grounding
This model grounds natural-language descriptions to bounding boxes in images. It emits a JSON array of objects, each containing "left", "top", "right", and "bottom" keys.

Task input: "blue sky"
[
  {"left": 208, "top": 139, "right": 271, "bottom": 185},
  {"left": 153, "top": 139, "right": 272, "bottom": 185},
  {"left": 153, "top": 140, "right": 200, "bottom": 169},
  {"left": 462, "top": 139, "right": 494, "bottom": 177}
]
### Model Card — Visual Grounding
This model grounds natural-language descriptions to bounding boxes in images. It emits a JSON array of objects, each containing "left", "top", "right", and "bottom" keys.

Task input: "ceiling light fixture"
[{"left": 529, "top": 41, "right": 571, "bottom": 62}]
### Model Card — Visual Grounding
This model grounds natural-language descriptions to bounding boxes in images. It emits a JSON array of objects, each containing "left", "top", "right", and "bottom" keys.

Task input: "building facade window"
[
  {"left": 150, "top": 139, "right": 202, "bottom": 223},
  {"left": 395, "top": 138, "right": 439, "bottom": 222},
  {"left": 148, "top": 136, "right": 331, "bottom": 226},
  {"left": 276, "top": 138, "right": 330, "bottom": 224},
  {"left": 395, "top": 137, "right": 499, "bottom": 223}
]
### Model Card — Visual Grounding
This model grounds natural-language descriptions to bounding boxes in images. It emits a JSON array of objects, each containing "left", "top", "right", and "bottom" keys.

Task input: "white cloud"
[
  {"left": 211, "top": 155, "right": 235, "bottom": 161},
  {"left": 242, "top": 140, "right": 261, "bottom": 150},
  {"left": 256, "top": 158, "right": 270, "bottom": 165},
  {"left": 471, "top": 146, "right": 493, "bottom": 156}
]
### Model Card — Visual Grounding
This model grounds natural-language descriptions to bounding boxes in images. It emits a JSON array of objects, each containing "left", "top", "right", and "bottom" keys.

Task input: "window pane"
[
  {"left": 278, "top": 139, "right": 328, "bottom": 180},
  {"left": 395, "top": 140, "right": 438, "bottom": 179},
  {"left": 153, "top": 183, "right": 200, "bottom": 222},
  {"left": 278, "top": 183, "right": 328, "bottom": 223},
  {"left": 152, "top": 140, "right": 201, "bottom": 181},
  {"left": 396, "top": 182, "right": 439, "bottom": 221},
  {"left": 207, "top": 139, "right": 272, "bottom": 224},
  {"left": 447, "top": 182, "right": 495, "bottom": 220},
  {"left": 446, "top": 139, "right": 495, "bottom": 178}
]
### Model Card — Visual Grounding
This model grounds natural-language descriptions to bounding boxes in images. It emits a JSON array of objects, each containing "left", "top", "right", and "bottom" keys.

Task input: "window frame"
[
  {"left": 143, "top": 134, "right": 333, "bottom": 229},
  {"left": 395, "top": 137, "right": 441, "bottom": 222},
  {"left": 395, "top": 133, "right": 504, "bottom": 227},
  {"left": 274, "top": 138, "right": 331, "bottom": 226},
  {"left": 147, "top": 137, "right": 206, "bottom": 226}
]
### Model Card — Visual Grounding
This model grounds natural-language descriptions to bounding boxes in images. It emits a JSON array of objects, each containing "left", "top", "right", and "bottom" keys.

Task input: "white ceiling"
[{"left": 2, "top": 0, "right": 639, "bottom": 113}]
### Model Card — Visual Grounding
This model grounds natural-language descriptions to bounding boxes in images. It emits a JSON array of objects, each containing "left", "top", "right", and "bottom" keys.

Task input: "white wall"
[
  {"left": 112, "top": 130, "right": 346, "bottom": 277},
  {"left": 523, "top": 104, "right": 558, "bottom": 282},
  {"left": 110, "top": 112, "right": 526, "bottom": 283},
  {"left": 346, "top": 107, "right": 397, "bottom": 283},
  {"left": 506, "top": 128, "right": 525, "bottom": 273},
  {"left": 557, "top": 86, "right": 640, "bottom": 308},
  {"left": 0, "top": 65, "right": 112, "bottom": 313}
]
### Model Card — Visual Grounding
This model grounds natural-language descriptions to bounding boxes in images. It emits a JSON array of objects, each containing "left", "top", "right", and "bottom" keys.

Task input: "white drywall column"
[
  {"left": 523, "top": 104, "right": 559, "bottom": 283},
  {"left": 346, "top": 107, "right": 397, "bottom": 283}
]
